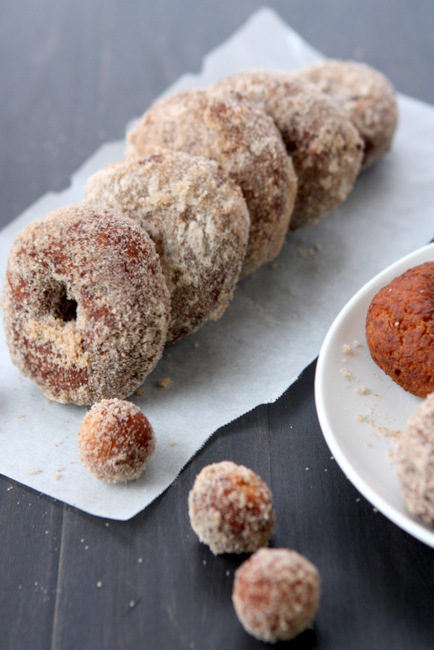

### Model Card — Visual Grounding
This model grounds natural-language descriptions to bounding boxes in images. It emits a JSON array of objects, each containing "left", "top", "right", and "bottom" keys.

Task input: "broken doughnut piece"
[
  {"left": 78, "top": 398, "right": 156, "bottom": 483},
  {"left": 188, "top": 461, "right": 275, "bottom": 554},
  {"left": 232, "top": 547, "right": 321, "bottom": 643}
]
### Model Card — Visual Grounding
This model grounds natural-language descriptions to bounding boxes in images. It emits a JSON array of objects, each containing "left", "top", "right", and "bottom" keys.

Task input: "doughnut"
[
  {"left": 84, "top": 148, "right": 250, "bottom": 342},
  {"left": 188, "top": 461, "right": 275, "bottom": 554},
  {"left": 1, "top": 203, "right": 170, "bottom": 405},
  {"left": 212, "top": 69, "right": 364, "bottom": 229},
  {"left": 396, "top": 392, "right": 434, "bottom": 525},
  {"left": 78, "top": 398, "right": 156, "bottom": 483},
  {"left": 125, "top": 87, "right": 297, "bottom": 277},
  {"left": 295, "top": 60, "right": 398, "bottom": 168},
  {"left": 366, "top": 262, "right": 434, "bottom": 398},
  {"left": 232, "top": 547, "right": 321, "bottom": 643}
]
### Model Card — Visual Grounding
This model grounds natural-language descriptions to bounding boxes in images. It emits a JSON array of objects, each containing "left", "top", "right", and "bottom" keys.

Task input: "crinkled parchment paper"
[{"left": 1, "top": 7, "right": 434, "bottom": 519}]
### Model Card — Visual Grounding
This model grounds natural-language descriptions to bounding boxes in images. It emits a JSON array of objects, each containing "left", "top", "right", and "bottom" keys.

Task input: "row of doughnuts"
[{"left": 2, "top": 60, "right": 398, "bottom": 405}]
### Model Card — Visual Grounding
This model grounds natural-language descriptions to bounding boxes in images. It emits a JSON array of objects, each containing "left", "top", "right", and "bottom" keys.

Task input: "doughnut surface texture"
[
  {"left": 296, "top": 59, "right": 398, "bottom": 168},
  {"left": 366, "top": 262, "right": 434, "bottom": 398},
  {"left": 126, "top": 88, "right": 297, "bottom": 276},
  {"left": 85, "top": 148, "right": 250, "bottom": 342},
  {"left": 213, "top": 69, "right": 364, "bottom": 228},
  {"left": 232, "top": 548, "right": 320, "bottom": 643},
  {"left": 2, "top": 203, "right": 170, "bottom": 405}
]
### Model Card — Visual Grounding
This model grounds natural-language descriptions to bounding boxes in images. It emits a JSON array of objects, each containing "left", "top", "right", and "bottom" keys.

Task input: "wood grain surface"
[{"left": 1, "top": 2, "right": 434, "bottom": 649}]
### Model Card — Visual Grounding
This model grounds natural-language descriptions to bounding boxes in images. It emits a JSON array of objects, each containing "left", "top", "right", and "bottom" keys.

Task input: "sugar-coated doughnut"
[
  {"left": 232, "top": 547, "right": 321, "bottom": 643},
  {"left": 213, "top": 69, "right": 364, "bottom": 229},
  {"left": 295, "top": 60, "right": 398, "bottom": 168},
  {"left": 126, "top": 88, "right": 297, "bottom": 277},
  {"left": 188, "top": 461, "right": 275, "bottom": 554},
  {"left": 2, "top": 203, "right": 170, "bottom": 405},
  {"left": 396, "top": 392, "right": 434, "bottom": 525},
  {"left": 84, "top": 148, "right": 250, "bottom": 342},
  {"left": 366, "top": 262, "right": 434, "bottom": 398},
  {"left": 78, "top": 398, "right": 156, "bottom": 483}
]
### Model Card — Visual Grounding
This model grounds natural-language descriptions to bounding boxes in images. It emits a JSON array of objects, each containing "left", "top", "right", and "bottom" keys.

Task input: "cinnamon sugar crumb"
[
  {"left": 157, "top": 377, "right": 172, "bottom": 388},
  {"left": 355, "top": 385, "right": 370, "bottom": 395}
]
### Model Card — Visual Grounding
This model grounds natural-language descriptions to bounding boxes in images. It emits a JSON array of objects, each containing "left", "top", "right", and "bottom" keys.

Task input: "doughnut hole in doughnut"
[
  {"left": 78, "top": 398, "right": 156, "bottom": 483},
  {"left": 188, "top": 461, "right": 275, "bottom": 554}
]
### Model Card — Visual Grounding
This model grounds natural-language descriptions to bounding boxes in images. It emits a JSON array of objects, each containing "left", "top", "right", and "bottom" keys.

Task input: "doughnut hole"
[
  {"left": 78, "top": 398, "right": 156, "bottom": 483},
  {"left": 188, "top": 461, "right": 275, "bottom": 554},
  {"left": 232, "top": 548, "right": 321, "bottom": 643},
  {"left": 45, "top": 281, "right": 77, "bottom": 323}
]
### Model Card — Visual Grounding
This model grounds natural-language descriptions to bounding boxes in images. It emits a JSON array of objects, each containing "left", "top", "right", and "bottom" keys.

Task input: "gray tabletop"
[{"left": 1, "top": 2, "right": 434, "bottom": 649}]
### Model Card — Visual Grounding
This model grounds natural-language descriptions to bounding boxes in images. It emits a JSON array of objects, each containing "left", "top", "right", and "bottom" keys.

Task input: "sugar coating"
[
  {"left": 366, "top": 262, "right": 434, "bottom": 398},
  {"left": 85, "top": 148, "right": 250, "bottom": 342},
  {"left": 78, "top": 398, "right": 156, "bottom": 483},
  {"left": 395, "top": 392, "right": 434, "bottom": 525},
  {"left": 188, "top": 461, "right": 275, "bottom": 554},
  {"left": 232, "top": 548, "right": 320, "bottom": 643},
  {"left": 126, "top": 88, "right": 297, "bottom": 277},
  {"left": 1, "top": 203, "right": 170, "bottom": 405},
  {"left": 296, "top": 59, "right": 398, "bottom": 168},
  {"left": 213, "top": 69, "right": 363, "bottom": 229}
]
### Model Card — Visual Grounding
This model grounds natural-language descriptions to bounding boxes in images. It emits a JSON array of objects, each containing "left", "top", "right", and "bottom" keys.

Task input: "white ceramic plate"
[{"left": 315, "top": 243, "right": 434, "bottom": 548}]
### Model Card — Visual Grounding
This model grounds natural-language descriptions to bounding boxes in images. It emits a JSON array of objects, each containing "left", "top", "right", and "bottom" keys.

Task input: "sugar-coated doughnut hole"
[
  {"left": 188, "top": 461, "right": 275, "bottom": 554},
  {"left": 232, "top": 547, "right": 321, "bottom": 643},
  {"left": 78, "top": 398, "right": 156, "bottom": 483}
]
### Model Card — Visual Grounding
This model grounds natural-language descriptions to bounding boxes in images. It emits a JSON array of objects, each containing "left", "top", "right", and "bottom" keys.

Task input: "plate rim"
[{"left": 315, "top": 242, "right": 434, "bottom": 548}]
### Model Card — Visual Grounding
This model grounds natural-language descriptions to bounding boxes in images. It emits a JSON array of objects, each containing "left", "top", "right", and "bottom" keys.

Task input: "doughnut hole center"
[{"left": 48, "top": 281, "right": 77, "bottom": 322}]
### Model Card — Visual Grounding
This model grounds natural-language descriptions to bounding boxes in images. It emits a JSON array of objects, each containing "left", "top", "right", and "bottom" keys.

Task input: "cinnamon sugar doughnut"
[
  {"left": 2, "top": 203, "right": 170, "bottom": 405},
  {"left": 78, "top": 398, "right": 156, "bottom": 483},
  {"left": 396, "top": 392, "right": 434, "bottom": 525},
  {"left": 188, "top": 460, "right": 275, "bottom": 555},
  {"left": 232, "top": 548, "right": 320, "bottom": 643},
  {"left": 296, "top": 60, "right": 398, "bottom": 168},
  {"left": 366, "top": 262, "right": 434, "bottom": 398},
  {"left": 213, "top": 69, "right": 363, "bottom": 229},
  {"left": 126, "top": 88, "right": 297, "bottom": 277},
  {"left": 84, "top": 148, "right": 250, "bottom": 342}
]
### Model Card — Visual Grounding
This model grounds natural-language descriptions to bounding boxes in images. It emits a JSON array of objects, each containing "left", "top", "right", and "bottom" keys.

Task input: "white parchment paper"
[{"left": 1, "top": 7, "right": 434, "bottom": 519}]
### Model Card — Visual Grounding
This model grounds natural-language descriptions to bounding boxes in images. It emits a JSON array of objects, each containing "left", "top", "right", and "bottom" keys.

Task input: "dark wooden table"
[{"left": 1, "top": 2, "right": 434, "bottom": 649}]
